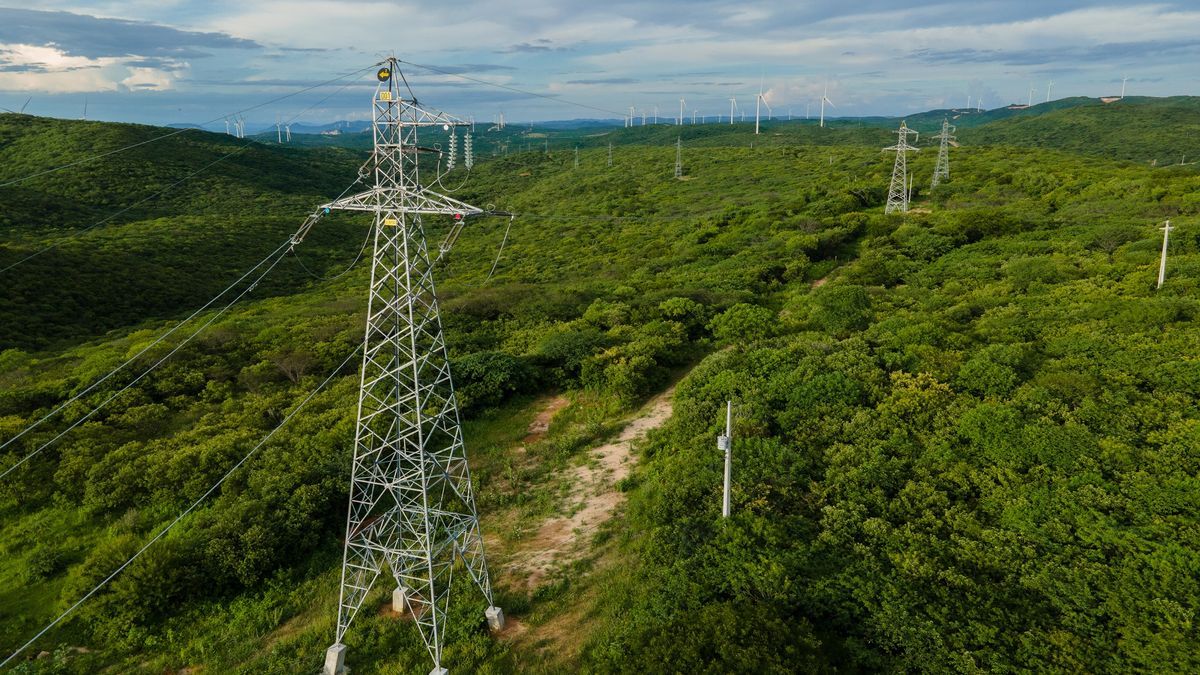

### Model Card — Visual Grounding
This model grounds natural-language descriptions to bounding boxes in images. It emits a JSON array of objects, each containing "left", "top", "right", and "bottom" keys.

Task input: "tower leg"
[
  {"left": 393, "top": 586, "right": 410, "bottom": 614},
  {"left": 485, "top": 606, "right": 505, "bottom": 632},
  {"left": 323, "top": 643, "right": 346, "bottom": 675}
]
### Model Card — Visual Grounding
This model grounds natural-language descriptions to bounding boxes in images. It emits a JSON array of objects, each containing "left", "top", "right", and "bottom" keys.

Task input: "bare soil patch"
[{"left": 504, "top": 388, "right": 674, "bottom": 591}]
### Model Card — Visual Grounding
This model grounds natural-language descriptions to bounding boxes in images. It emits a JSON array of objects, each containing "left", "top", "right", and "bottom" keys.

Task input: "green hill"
[
  {"left": 2, "top": 112, "right": 1200, "bottom": 673},
  {"left": 961, "top": 96, "right": 1200, "bottom": 165},
  {"left": 0, "top": 114, "right": 367, "bottom": 350}
]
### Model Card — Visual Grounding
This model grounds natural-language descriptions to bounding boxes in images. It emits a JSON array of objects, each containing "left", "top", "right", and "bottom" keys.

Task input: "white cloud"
[
  {"left": 121, "top": 66, "right": 180, "bottom": 90},
  {"left": 0, "top": 43, "right": 184, "bottom": 93}
]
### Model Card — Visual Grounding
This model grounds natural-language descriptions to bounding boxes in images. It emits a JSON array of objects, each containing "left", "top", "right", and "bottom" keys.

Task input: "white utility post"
[
  {"left": 718, "top": 400, "right": 732, "bottom": 518},
  {"left": 1158, "top": 219, "right": 1173, "bottom": 289}
]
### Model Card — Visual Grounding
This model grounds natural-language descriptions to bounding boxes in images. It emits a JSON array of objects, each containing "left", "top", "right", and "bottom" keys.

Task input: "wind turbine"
[
  {"left": 1028, "top": 85, "right": 1034, "bottom": 107},
  {"left": 285, "top": 124, "right": 292, "bottom": 142},
  {"left": 966, "top": 94, "right": 971, "bottom": 111},
  {"left": 1121, "top": 76, "right": 1129, "bottom": 99},
  {"left": 729, "top": 97, "right": 737, "bottom": 125},
  {"left": 224, "top": 118, "right": 231, "bottom": 135},
  {"left": 276, "top": 115, "right": 282, "bottom": 143},
  {"left": 19, "top": 96, "right": 31, "bottom": 113},
  {"left": 1046, "top": 80, "right": 1054, "bottom": 102},
  {"left": 755, "top": 77, "right": 764, "bottom": 134},
  {"left": 819, "top": 83, "right": 835, "bottom": 128}
]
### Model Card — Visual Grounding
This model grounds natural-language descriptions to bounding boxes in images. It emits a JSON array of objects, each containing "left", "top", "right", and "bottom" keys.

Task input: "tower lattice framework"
[
  {"left": 884, "top": 121, "right": 919, "bottom": 214},
  {"left": 930, "top": 117, "right": 955, "bottom": 189},
  {"left": 317, "top": 58, "right": 498, "bottom": 675}
]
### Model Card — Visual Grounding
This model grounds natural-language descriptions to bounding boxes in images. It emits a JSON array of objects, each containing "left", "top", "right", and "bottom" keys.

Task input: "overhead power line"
[
  {"left": 0, "top": 239, "right": 293, "bottom": 482},
  {"left": 0, "top": 145, "right": 256, "bottom": 274},
  {"left": 0, "top": 73, "right": 370, "bottom": 275},
  {"left": 396, "top": 59, "right": 626, "bottom": 118},
  {"left": 0, "top": 63, "right": 380, "bottom": 190},
  {"left": 0, "top": 345, "right": 361, "bottom": 669}
]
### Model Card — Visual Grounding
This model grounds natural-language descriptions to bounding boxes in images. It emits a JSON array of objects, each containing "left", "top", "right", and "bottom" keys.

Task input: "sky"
[{"left": 1, "top": 1, "right": 1198, "bottom": 129}]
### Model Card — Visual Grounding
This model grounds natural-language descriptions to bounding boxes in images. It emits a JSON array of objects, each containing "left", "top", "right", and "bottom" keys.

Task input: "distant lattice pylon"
[
  {"left": 930, "top": 117, "right": 955, "bottom": 189},
  {"left": 674, "top": 136, "right": 683, "bottom": 178},
  {"left": 884, "top": 121, "right": 919, "bottom": 214}
]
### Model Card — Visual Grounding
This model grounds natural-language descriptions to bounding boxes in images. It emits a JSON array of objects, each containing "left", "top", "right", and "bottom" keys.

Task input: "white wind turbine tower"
[
  {"left": 1028, "top": 85, "right": 1034, "bottom": 107},
  {"left": 679, "top": 97, "right": 686, "bottom": 125},
  {"left": 755, "top": 78, "right": 765, "bottom": 134},
  {"left": 819, "top": 83, "right": 835, "bottom": 128},
  {"left": 729, "top": 97, "right": 737, "bottom": 125},
  {"left": 1046, "top": 80, "right": 1054, "bottom": 102},
  {"left": 285, "top": 123, "right": 292, "bottom": 142},
  {"left": 1121, "top": 76, "right": 1129, "bottom": 99}
]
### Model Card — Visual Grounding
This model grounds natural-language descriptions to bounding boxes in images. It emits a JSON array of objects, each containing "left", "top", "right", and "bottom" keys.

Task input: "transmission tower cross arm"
[{"left": 321, "top": 186, "right": 485, "bottom": 217}]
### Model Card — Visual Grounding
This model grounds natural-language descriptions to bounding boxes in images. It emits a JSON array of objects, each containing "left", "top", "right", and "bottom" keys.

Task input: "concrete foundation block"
[
  {"left": 430, "top": 668, "right": 448, "bottom": 675},
  {"left": 485, "top": 605, "right": 505, "bottom": 632},
  {"left": 392, "top": 587, "right": 410, "bottom": 614},
  {"left": 323, "top": 643, "right": 346, "bottom": 675}
]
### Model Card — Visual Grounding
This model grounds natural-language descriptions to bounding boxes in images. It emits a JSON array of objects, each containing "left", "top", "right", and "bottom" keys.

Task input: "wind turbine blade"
[
  {"left": 826, "top": 98, "right": 836, "bottom": 109},
  {"left": 20, "top": 97, "right": 31, "bottom": 113}
]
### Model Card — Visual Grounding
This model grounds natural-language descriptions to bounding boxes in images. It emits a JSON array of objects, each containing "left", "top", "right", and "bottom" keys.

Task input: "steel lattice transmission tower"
[
  {"left": 930, "top": 117, "right": 955, "bottom": 189},
  {"left": 674, "top": 136, "right": 683, "bottom": 178},
  {"left": 315, "top": 58, "right": 502, "bottom": 675},
  {"left": 884, "top": 121, "right": 920, "bottom": 214}
]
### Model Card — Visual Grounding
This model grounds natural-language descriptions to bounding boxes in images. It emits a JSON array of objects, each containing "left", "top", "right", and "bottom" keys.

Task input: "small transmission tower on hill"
[
  {"left": 884, "top": 121, "right": 919, "bottom": 214},
  {"left": 674, "top": 136, "right": 683, "bottom": 178},
  {"left": 304, "top": 58, "right": 501, "bottom": 675},
  {"left": 930, "top": 117, "right": 956, "bottom": 189}
]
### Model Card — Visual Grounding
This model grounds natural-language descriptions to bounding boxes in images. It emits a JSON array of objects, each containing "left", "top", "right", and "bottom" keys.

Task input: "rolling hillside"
[
  {"left": 2, "top": 108, "right": 1200, "bottom": 673},
  {"left": 0, "top": 114, "right": 366, "bottom": 349},
  {"left": 960, "top": 96, "right": 1200, "bottom": 165}
]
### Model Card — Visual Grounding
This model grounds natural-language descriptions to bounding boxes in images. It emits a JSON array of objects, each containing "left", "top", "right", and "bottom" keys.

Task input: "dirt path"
[
  {"left": 504, "top": 388, "right": 675, "bottom": 592},
  {"left": 524, "top": 395, "right": 570, "bottom": 444}
]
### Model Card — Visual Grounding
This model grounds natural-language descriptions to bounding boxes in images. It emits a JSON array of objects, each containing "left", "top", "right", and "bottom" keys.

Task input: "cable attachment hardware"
[{"left": 290, "top": 207, "right": 329, "bottom": 251}]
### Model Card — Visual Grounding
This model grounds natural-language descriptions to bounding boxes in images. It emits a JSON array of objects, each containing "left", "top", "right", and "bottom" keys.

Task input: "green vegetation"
[
  {"left": 2, "top": 100, "right": 1200, "bottom": 673},
  {"left": 963, "top": 96, "right": 1200, "bottom": 166}
]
